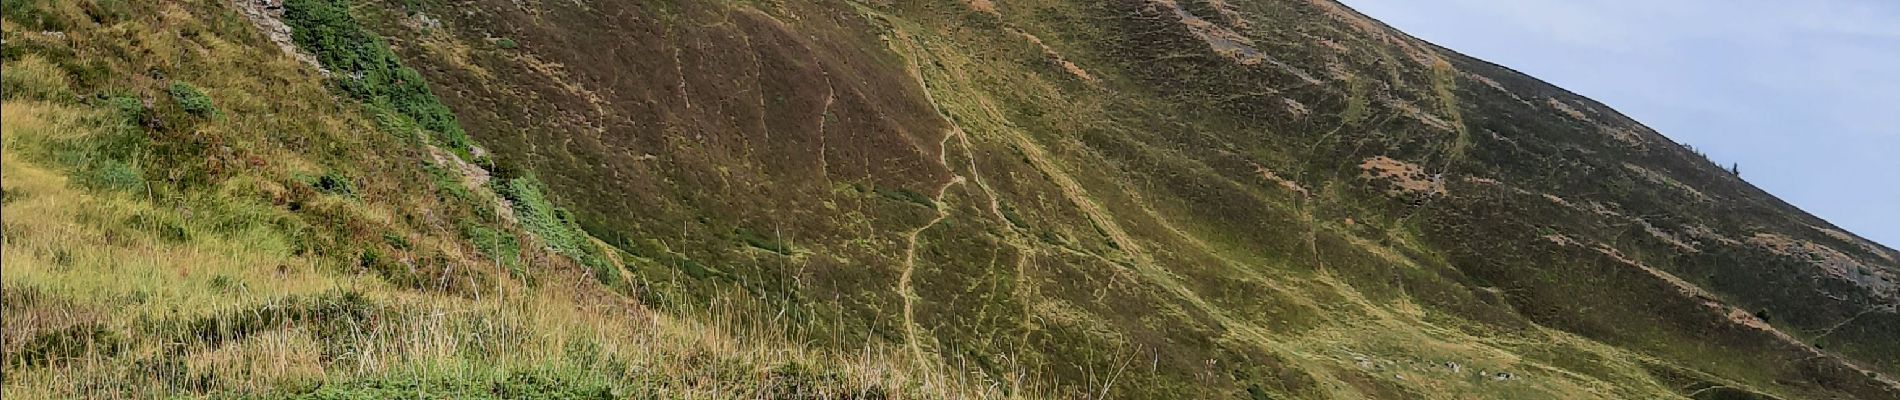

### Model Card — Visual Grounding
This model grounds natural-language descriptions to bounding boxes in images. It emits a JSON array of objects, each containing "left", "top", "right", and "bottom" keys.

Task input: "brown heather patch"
[
  {"left": 966, "top": 0, "right": 997, "bottom": 15},
  {"left": 1203, "top": 0, "right": 1251, "bottom": 30},
  {"left": 1282, "top": 98, "right": 1310, "bottom": 117},
  {"left": 1358, "top": 156, "right": 1445, "bottom": 196},
  {"left": 1251, "top": 163, "right": 1310, "bottom": 197}
]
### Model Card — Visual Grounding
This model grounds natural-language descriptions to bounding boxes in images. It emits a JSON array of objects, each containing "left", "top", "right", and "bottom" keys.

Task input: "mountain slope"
[
  {"left": 4, "top": 0, "right": 1896, "bottom": 399},
  {"left": 2, "top": 0, "right": 1002, "bottom": 398},
  {"left": 354, "top": 0, "right": 1897, "bottom": 398}
]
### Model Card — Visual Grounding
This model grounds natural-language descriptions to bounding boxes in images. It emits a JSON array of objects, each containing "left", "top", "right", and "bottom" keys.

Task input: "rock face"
[{"left": 350, "top": 0, "right": 1898, "bottom": 398}]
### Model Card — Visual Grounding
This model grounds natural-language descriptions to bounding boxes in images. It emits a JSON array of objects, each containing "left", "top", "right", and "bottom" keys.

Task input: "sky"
[{"left": 1337, "top": 0, "right": 1900, "bottom": 248}]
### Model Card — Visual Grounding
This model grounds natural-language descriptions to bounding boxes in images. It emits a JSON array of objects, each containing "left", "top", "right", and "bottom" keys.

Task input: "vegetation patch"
[
  {"left": 167, "top": 81, "right": 220, "bottom": 119},
  {"left": 260, "top": 371, "right": 614, "bottom": 400},
  {"left": 493, "top": 175, "right": 621, "bottom": 289},
  {"left": 6, "top": 323, "right": 123, "bottom": 369},
  {"left": 282, "top": 0, "right": 471, "bottom": 152},
  {"left": 0, "top": 55, "right": 73, "bottom": 101}
]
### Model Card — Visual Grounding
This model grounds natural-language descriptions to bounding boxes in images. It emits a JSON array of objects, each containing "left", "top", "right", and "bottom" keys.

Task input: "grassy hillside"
[
  {"left": 0, "top": 0, "right": 1008, "bottom": 398},
  {"left": 4, "top": 0, "right": 1896, "bottom": 399}
]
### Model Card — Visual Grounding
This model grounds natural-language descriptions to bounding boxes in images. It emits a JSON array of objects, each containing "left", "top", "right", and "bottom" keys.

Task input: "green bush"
[
  {"left": 282, "top": 0, "right": 470, "bottom": 152},
  {"left": 313, "top": 172, "right": 355, "bottom": 196},
  {"left": 492, "top": 175, "right": 623, "bottom": 289},
  {"left": 495, "top": 38, "right": 518, "bottom": 49},
  {"left": 494, "top": 176, "right": 581, "bottom": 255},
  {"left": 83, "top": 159, "right": 145, "bottom": 192},
  {"left": 100, "top": 95, "right": 146, "bottom": 125},
  {"left": 167, "top": 81, "right": 220, "bottom": 118},
  {"left": 460, "top": 222, "right": 524, "bottom": 279}
]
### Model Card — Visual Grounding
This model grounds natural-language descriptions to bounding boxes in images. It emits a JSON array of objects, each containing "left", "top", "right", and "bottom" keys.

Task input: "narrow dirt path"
[{"left": 899, "top": 175, "right": 964, "bottom": 373}]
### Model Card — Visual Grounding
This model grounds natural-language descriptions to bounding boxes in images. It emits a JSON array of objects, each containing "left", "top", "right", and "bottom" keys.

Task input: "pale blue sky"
[{"left": 1338, "top": 0, "right": 1900, "bottom": 248}]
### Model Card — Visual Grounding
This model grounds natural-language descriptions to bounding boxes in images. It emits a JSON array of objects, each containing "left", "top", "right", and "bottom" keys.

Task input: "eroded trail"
[{"left": 899, "top": 175, "right": 963, "bottom": 371}]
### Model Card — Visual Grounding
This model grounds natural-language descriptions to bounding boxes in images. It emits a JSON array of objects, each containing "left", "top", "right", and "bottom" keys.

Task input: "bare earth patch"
[
  {"left": 1359, "top": 156, "right": 1445, "bottom": 196},
  {"left": 1282, "top": 98, "right": 1310, "bottom": 117},
  {"left": 965, "top": 0, "right": 997, "bottom": 15}
]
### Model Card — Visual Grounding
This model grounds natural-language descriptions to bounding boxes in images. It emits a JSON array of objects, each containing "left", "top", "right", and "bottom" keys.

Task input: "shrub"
[
  {"left": 461, "top": 222, "right": 523, "bottom": 275},
  {"left": 492, "top": 175, "right": 622, "bottom": 289},
  {"left": 313, "top": 172, "right": 355, "bottom": 196},
  {"left": 84, "top": 158, "right": 145, "bottom": 192},
  {"left": 99, "top": 95, "right": 146, "bottom": 126},
  {"left": 282, "top": 0, "right": 470, "bottom": 152},
  {"left": 167, "top": 81, "right": 220, "bottom": 118},
  {"left": 495, "top": 38, "right": 518, "bottom": 49}
]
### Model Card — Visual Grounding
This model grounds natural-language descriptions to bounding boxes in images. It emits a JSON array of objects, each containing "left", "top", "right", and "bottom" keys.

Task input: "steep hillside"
[
  {"left": 4, "top": 0, "right": 1897, "bottom": 399},
  {"left": 1, "top": 0, "right": 1001, "bottom": 398}
]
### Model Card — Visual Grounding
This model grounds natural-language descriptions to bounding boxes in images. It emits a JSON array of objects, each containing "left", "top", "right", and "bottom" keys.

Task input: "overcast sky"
[{"left": 1337, "top": 0, "right": 1900, "bottom": 248}]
